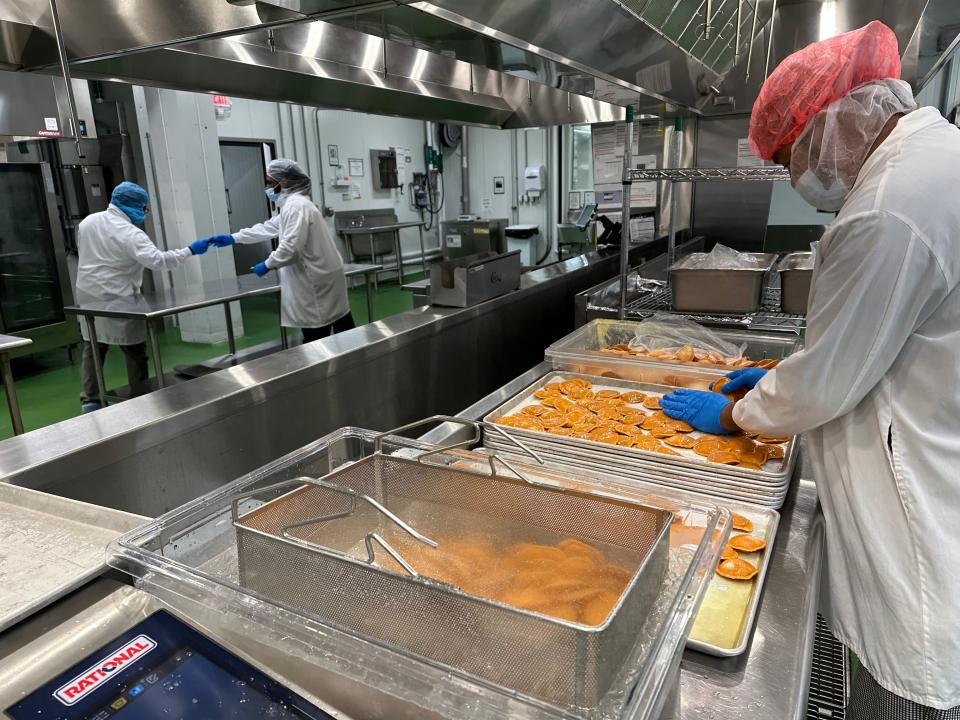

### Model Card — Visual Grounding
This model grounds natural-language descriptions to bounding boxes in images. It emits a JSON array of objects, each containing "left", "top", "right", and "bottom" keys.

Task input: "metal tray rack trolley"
[
  {"left": 613, "top": 140, "right": 802, "bottom": 332},
  {"left": 110, "top": 421, "right": 729, "bottom": 720}
]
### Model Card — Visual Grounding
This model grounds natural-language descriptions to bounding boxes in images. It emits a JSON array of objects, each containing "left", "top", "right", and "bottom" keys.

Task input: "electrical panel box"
[
  {"left": 371, "top": 149, "right": 399, "bottom": 190},
  {"left": 524, "top": 165, "right": 546, "bottom": 198}
]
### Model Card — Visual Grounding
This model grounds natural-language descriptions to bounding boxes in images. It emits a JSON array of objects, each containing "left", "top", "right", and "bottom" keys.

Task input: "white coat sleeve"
[
  {"left": 264, "top": 206, "right": 308, "bottom": 269},
  {"left": 734, "top": 211, "right": 948, "bottom": 436},
  {"left": 233, "top": 214, "right": 281, "bottom": 245},
  {"left": 128, "top": 227, "right": 192, "bottom": 270}
]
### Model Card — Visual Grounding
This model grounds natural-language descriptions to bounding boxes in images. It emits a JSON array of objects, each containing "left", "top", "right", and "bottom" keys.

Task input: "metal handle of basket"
[
  {"left": 372, "top": 415, "right": 481, "bottom": 456},
  {"left": 232, "top": 476, "right": 437, "bottom": 578},
  {"left": 372, "top": 414, "right": 547, "bottom": 486}
]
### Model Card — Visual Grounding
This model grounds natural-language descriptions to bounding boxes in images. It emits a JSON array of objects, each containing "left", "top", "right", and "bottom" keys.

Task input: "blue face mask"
[
  {"left": 265, "top": 188, "right": 279, "bottom": 204},
  {"left": 117, "top": 204, "right": 146, "bottom": 225}
]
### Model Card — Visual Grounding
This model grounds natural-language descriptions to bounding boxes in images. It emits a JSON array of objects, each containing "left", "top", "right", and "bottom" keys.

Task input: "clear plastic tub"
[
  {"left": 546, "top": 319, "right": 803, "bottom": 386},
  {"left": 110, "top": 427, "right": 728, "bottom": 720}
]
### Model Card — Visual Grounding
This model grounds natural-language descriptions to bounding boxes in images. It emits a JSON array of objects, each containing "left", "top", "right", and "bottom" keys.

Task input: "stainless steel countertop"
[
  {"left": 340, "top": 222, "right": 425, "bottom": 234},
  {"left": 344, "top": 262, "right": 383, "bottom": 276},
  {"left": 424, "top": 361, "right": 824, "bottom": 720},
  {"left": 0, "top": 335, "right": 32, "bottom": 354},
  {"left": 0, "top": 484, "right": 146, "bottom": 632},
  {"left": 0, "top": 254, "right": 607, "bottom": 482},
  {"left": 63, "top": 274, "right": 282, "bottom": 319}
]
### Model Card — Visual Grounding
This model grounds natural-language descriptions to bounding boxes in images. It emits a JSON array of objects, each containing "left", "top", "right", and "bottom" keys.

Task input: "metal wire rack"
[
  {"left": 626, "top": 167, "right": 790, "bottom": 182},
  {"left": 623, "top": 284, "right": 806, "bottom": 334}
]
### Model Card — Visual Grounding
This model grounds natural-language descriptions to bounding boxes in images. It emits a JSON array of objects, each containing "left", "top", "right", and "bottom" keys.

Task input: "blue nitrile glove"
[
  {"left": 189, "top": 239, "right": 210, "bottom": 255},
  {"left": 206, "top": 234, "right": 235, "bottom": 247},
  {"left": 661, "top": 389, "right": 734, "bottom": 435},
  {"left": 251, "top": 261, "right": 270, "bottom": 277},
  {"left": 722, "top": 367, "right": 768, "bottom": 394}
]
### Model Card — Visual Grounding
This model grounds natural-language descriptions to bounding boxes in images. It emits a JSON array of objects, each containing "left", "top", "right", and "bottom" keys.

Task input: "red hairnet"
[{"left": 748, "top": 21, "right": 901, "bottom": 161}]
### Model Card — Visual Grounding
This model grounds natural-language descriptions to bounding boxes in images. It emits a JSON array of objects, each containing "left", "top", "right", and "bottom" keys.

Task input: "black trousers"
[
  {"left": 80, "top": 341, "right": 148, "bottom": 403},
  {"left": 848, "top": 667, "right": 960, "bottom": 720},
  {"left": 301, "top": 312, "right": 356, "bottom": 343}
]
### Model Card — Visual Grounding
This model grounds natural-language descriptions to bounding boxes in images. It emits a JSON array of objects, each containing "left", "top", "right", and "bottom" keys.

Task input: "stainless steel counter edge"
[
  {"left": 0, "top": 253, "right": 609, "bottom": 480},
  {"left": 424, "top": 361, "right": 825, "bottom": 720}
]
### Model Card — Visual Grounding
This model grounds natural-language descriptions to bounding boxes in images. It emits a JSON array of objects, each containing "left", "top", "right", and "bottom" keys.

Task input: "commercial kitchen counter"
[{"left": 424, "top": 361, "right": 825, "bottom": 720}]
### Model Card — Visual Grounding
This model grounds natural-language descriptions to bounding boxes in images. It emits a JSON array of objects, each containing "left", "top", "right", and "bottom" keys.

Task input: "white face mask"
[
  {"left": 787, "top": 78, "right": 916, "bottom": 214},
  {"left": 791, "top": 169, "right": 849, "bottom": 213}
]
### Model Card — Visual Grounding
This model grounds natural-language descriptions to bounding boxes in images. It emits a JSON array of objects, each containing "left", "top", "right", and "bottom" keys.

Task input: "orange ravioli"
[
  {"left": 619, "top": 391, "right": 647, "bottom": 404},
  {"left": 716, "top": 558, "right": 758, "bottom": 581},
  {"left": 664, "top": 434, "right": 696, "bottom": 449},
  {"left": 731, "top": 513, "right": 754, "bottom": 532},
  {"left": 728, "top": 535, "right": 767, "bottom": 553},
  {"left": 642, "top": 396, "right": 662, "bottom": 410},
  {"left": 721, "top": 547, "right": 739, "bottom": 561}
]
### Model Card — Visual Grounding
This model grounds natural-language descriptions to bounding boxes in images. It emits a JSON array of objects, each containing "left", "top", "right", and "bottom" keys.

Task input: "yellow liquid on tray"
[{"left": 688, "top": 550, "right": 761, "bottom": 649}]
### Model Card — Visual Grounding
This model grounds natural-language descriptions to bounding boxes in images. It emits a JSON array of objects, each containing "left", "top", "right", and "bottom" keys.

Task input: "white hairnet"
[
  {"left": 789, "top": 78, "right": 916, "bottom": 211},
  {"left": 267, "top": 159, "right": 312, "bottom": 198}
]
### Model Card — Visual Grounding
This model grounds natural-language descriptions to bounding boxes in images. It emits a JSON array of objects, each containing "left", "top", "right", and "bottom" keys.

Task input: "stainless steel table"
[
  {"left": 0, "top": 334, "right": 31, "bottom": 436},
  {"left": 343, "top": 262, "right": 382, "bottom": 322},
  {"left": 341, "top": 221, "right": 427, "bottom": 287},
  {"left": 423, "top": 361, "right": 825, "bottom": 720},
  {"left": 0, "top": 483, "right": 145, "bottom": 632},
  {"left": 63, "top": 275, "right": 285, "bottom": 407}
]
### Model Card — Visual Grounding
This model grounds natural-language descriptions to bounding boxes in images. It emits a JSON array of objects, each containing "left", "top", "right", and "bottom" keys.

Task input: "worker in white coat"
[
  {"left": 661, "top": 22, "right": 960, "bottom": 719},
  {"left": 76, "top": 182, "right": 215, "bottom": 414},
  {"left": 201, "top": 159, "right": 354, "bottom": 342}
]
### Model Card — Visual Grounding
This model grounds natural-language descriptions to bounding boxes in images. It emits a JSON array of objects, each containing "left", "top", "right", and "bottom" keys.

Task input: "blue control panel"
[{"left": 6, "top": 610, "right": 335, "bottom": 720}]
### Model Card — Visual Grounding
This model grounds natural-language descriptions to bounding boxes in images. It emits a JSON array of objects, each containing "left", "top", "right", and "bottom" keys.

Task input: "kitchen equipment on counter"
[
  {"left": 669, "top": 253, "right": 777, "bottom": 313},
  {"left": 429, "top": 250, "right": 521, "bottom": 307},
  {"left": 110, "top": 421, "right": 729, "bottom": 720},
  {"left": 777, "top": 252, "right": 814, "bottom": 315}
]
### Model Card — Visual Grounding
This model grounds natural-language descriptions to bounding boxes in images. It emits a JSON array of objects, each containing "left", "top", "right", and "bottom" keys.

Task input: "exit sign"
[
  {"left": 212, "top": 95, "right": 231, "bottom": 107},
  {"left": 212, "top": 95, "right": 233, "bottom": 119}
]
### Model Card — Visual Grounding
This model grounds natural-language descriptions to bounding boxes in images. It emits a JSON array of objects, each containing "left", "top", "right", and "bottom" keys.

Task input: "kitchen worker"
[
  {"left": 201, "top": 159, "right": 354, "bottom": 342},
  {"left": 661, "top": 21, "right": 960, "bottom": 720},
  {"left": 76, "top": 182, "right": 215, "bottom": 414}
]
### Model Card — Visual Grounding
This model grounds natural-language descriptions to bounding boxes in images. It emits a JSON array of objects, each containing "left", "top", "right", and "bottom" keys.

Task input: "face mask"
[
  {"left": 265, "top": 187, "right": 279, "bottom": 204},
  {"left": 119, "top": 205, "right": 146, "bottom": 225},
  {"left": 791, "top": 169, "right": 848, "bottom": 213}
]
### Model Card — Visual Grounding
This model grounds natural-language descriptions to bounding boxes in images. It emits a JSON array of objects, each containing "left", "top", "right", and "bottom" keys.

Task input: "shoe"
[{"left": 81, "top": 401, "right": 102, "bottom": 414}]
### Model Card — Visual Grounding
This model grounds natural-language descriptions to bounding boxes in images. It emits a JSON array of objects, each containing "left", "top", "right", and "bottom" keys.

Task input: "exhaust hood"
[{"left": 6, "top": 0, "right": 623, "bottom": 129}]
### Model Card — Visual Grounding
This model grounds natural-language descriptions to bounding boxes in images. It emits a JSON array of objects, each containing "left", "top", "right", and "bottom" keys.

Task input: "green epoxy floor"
[{"left": 0, "top": 275, "right": 422, "bottom": 440}]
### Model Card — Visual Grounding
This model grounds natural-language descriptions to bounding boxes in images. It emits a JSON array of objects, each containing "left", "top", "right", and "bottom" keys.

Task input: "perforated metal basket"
[{"left": 233, "top": 418, "right": 672, "bottom": 710}]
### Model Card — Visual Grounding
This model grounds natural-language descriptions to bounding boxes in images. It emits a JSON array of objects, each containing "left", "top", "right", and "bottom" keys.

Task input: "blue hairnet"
[
  {"left": 111, "top": 182, "right": 149, "bottom": 224},
  {"left": 267, "top": 159, "right": 311, "bottom": 197},
  {"left": 111, "top": 182, "right": 149, "bottom": 210}
]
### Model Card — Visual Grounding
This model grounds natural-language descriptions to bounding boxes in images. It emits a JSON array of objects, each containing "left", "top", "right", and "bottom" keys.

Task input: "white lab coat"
[
  {"left": 75, "top": 205, "right": 192, "bottom": 346},
  {"left": 735, "top": 107, "right": 960, "bottom": 708},
  {"left": 233, "top": 193, "right": 349, "bottom": 329}
]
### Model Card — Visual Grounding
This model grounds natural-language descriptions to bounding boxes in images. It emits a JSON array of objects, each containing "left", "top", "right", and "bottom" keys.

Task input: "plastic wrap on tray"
[{"left": 672, "top": 244, "right": 763, "bottom": 270}]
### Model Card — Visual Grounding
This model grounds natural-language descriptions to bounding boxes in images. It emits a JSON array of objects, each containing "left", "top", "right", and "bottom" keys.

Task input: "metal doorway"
[{"left": 220, "top": 140, "right": 275, "bottom": 276}]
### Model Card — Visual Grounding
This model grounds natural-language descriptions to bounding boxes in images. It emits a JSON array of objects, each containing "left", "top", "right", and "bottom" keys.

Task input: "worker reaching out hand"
[{"left": 199, "top": 159, "right": 354, "bottom": 342}]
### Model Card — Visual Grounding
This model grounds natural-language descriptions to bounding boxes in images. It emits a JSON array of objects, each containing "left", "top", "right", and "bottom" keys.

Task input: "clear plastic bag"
[
  {"left": 625, "top": 313, "right": 749, "bottom": 366},
  {"left": 694, "top": 244, "right": 762, "bottom": 269}
]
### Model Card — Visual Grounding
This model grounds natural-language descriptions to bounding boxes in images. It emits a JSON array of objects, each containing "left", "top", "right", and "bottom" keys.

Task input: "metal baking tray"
[
  {"left": 686, "top": 502, "right": 780, "bottom": 656},
  {"left": 483, "top": 371, "right": 799, "bottom": 485},
  {"left": 669, "top": 253, "right": 777, "bottom": 314},
  {"left": 777, "top": 252, "right": 814, "bottom": 315},
  {"left": 546, "top": 320, "right": 802, "bottom": 384},
  {"left": 233, "top": 427, "right": 672, "bottom": 710},
  {"left": 482, "top": 442, "right": 789, "bottom": 508}
]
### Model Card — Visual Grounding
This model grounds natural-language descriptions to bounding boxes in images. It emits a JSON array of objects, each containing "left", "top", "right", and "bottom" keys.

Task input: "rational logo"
[{"left": 54, "top": 636, "right": 157, "bottom": 706}]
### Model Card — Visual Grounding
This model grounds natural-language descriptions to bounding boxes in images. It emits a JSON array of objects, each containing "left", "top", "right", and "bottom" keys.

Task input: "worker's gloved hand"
[
  {"left": 661, "top": 389, "right": 734, "bottom": 436},
  {"left": 722, "top": 367, "right": 768, "bottom": 394},
  {"left": 205, "top": 234, "right": 235, "bottom": 247},
  {"left": 251, "top": 261, "right": 270, "bottom": 277},
  {"left": 188, "top": 239, "right": 210, "bottom": 256}
]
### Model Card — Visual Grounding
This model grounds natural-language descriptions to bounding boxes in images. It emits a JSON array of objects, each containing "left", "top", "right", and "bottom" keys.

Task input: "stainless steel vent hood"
[{"left": 7, "top": 0, "right": 623, "bottom": 129}]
